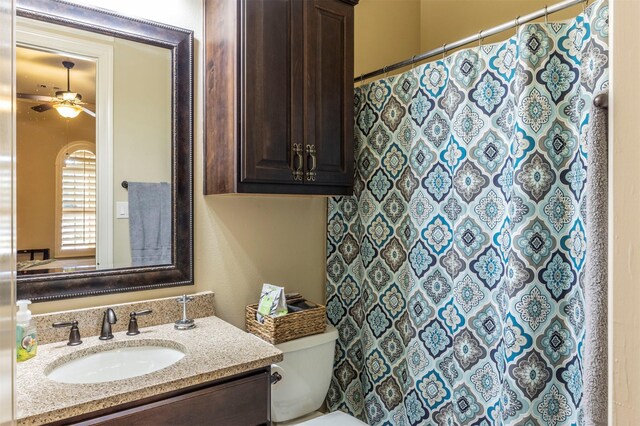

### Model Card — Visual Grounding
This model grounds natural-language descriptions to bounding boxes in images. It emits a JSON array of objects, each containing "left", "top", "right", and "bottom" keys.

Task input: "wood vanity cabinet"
[
  {"left": 204, "top": 0, "right": 358, "bottom": 195},
  {"left": 55, "top": 368, "right": 271, "bottom": 426}
]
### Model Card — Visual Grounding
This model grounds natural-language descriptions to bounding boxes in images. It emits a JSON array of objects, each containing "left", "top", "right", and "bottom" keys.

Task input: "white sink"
[{"left": 47, "top": 344, "right": 185, "bottom": 384}]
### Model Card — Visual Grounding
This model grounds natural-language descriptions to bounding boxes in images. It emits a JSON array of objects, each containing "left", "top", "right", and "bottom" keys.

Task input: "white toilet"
[{"left": 271, "top": 325, "right": 367, "bottom": 425}]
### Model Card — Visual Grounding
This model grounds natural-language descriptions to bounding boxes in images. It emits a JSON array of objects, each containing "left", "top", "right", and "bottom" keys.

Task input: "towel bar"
[{"left": 593, "top": 93, "right": 608, "bottom": 109}]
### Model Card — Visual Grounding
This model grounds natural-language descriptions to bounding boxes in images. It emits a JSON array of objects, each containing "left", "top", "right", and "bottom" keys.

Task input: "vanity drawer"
[{"left": 68, "top": 370, "right": 270, "bottom": 426}]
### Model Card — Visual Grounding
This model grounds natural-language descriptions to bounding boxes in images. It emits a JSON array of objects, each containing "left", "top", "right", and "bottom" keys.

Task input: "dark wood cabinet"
[
  {"left": 52, "top": 369, "right": 271, "bottom": 426},
  {"left": 205, "top": 0, "right": 357, "bottom": 195}
]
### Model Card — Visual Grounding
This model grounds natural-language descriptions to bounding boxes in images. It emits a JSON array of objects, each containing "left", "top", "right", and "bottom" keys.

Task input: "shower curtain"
[{"left": 326, "top": 1, "right": 608, "bottom": 425}]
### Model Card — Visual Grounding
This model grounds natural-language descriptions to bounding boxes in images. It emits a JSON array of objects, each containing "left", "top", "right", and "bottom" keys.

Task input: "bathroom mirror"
[{"left": 16, "top": 0, "right": 194, "bottom": 301}]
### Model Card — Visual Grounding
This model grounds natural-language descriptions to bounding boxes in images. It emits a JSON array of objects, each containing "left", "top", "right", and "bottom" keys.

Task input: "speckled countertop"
[{"left": 17, "top": 316, "right": 282, "bottom": 425}]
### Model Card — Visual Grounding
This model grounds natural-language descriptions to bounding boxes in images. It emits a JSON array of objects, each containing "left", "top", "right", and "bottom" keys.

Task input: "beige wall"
[
  {"left": 0, "top": 0, "right": 15, "bottom": 421},
  {"left": 112, "top": 39, "right": 171, "bottom": 268},
  {"left": 419, "top": 0, "right": 582, "bottom": 53},
  {"left": 611, "top": 1, "right": 637, "bottom": 423},
  {"left": 354, "top": 0, "right": 421, "bottom": 78},
  {"left": 354, "top": 0, "right": 582, "bottom": 81}
]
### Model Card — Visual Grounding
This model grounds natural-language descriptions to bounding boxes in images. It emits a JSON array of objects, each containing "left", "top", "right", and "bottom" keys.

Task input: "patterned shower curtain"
[{"left": 326, "top": 1, "right": 608, "bottom": 425}]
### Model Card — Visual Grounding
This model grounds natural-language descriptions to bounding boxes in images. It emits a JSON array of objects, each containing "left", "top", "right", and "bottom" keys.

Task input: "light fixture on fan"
[
  {"left": 53, "top": 103, "right": 83, "bottom": 118},
  {"left": 52, "top": 61, "right": 83, "bottom": 118}
]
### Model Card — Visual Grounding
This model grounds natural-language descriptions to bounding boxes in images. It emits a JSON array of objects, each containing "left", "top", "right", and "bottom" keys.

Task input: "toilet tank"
[{"left": 271, "top": 325, "right": 339, "bottom": 423}]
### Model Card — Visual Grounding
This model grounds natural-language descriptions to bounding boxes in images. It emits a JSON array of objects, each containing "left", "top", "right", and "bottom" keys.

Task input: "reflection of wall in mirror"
[
  {"left": 17, "top": 24, "right": 171, "bottom": 270},
  {"left": 112, "top": 39, "right": 171, "bottom": 269},
  {"left": 16, "top": 101, "right": 95, "bottom": 255}
]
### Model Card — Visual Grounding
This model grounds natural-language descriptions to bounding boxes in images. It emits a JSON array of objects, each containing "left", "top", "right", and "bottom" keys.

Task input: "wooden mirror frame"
[{"left": 16, "top": 0, "right": 194, "bottom": 302}]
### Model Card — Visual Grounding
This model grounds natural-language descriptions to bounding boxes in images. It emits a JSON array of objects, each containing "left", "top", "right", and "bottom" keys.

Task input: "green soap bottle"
[{"left": 16, "top": 300, "right": 37, "bottom": 362}]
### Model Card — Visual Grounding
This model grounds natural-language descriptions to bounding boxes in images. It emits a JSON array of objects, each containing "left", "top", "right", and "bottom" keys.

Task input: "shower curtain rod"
[{"left": 355, "top": 0, "right": 587, "bottom": 83}]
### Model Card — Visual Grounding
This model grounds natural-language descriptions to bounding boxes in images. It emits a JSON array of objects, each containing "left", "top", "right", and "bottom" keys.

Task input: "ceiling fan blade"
[
  {"left": 80, "top": 106, "right": 96, "bottom": 117},
  {"left": 17, "top": 93, "right": 55, "bottom": 102},
  {"left": 31, "top": 104, "right": 53, "bottom": 113}
]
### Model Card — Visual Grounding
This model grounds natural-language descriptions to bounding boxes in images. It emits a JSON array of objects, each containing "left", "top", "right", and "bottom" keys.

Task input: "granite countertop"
[{"left": 16, "top": 316, "right": 283, "bottom": 425}]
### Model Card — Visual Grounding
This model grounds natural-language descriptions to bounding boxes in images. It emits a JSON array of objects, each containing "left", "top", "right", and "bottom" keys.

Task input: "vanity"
[{"left": 17, "top": 299, "right": 282, "bottom": 425}]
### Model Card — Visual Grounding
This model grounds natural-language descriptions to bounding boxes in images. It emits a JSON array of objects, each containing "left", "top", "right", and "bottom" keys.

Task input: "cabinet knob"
[
  {"left": 306, "top": 144, "right": 317, "bottom": 181},
  {"left": 291, "top": 143, "right": 303, "bottom": 181}
]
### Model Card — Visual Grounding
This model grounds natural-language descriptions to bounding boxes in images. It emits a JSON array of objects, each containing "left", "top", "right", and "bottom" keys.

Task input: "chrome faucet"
[{"left": 99, "top": 308, "right": 118, "bottom": 340}]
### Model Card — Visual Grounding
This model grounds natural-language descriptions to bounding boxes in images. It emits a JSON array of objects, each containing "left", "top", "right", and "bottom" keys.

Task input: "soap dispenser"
[{"left": 16, "top": 300, "right": 38, "bottom": 362}]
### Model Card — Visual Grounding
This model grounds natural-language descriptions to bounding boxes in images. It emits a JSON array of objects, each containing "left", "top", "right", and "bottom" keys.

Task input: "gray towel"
[
  {"left": 128, "top": 182, "right": 172, "bottom": 266},
  {"left": 583, "top": 92, "right": 608, "bottom": 426}
]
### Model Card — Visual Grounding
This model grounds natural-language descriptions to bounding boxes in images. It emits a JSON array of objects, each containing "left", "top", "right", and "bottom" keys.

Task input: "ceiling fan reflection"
[{"left": 18, "top": 60, "right": 95, "bottom": 118}]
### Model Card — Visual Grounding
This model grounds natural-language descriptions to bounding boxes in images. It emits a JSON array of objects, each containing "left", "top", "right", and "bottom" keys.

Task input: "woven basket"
[{"left": 245, "top": 302, "right": 326, "bottom": 345}]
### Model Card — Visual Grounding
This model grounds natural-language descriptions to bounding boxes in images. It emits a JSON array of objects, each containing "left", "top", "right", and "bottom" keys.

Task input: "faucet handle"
[
  {"left": 53, "top": 320, "right": 83, "bottom": 346},
  {"left": 126, "top": 309, "right": 153, "bottom": 336}
]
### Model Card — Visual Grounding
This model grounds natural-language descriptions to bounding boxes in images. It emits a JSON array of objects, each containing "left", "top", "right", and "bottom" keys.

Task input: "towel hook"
[
  {"left": 544, "top": 5, "right": 549, "bottom": 25},
  {"left": 121, "top": 181, "right": 128, "bottom": 189}
]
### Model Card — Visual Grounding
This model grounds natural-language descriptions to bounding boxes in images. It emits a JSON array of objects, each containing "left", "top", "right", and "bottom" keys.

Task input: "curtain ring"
[
  {"left": 478, "top": 30, "right": 484, "bottom": 48},
  {"left": 515, "top": 15, "right": 521, "bottom": 31},
  {"left": 582, "top": 0, "right": 587, "bottom": 12},
  {"left": 411, "top": 55, "right": 417, "bottom": 74},
  {"left": 544, "top": 6, "right": 549, "bottom": 25},
  {"left": 383, "top": 65, "right": 388, "bottom": 78},
  {"left": 359, "top": 74, "right": 364, "bottom": 86},
  {"left": 442, "top": 43, "right": 447, "bottom": 60}
]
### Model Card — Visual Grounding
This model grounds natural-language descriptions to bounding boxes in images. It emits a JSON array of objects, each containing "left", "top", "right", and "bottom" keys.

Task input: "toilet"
[{"left": 271, "top": 325, "right": 367, "bottom": 425}]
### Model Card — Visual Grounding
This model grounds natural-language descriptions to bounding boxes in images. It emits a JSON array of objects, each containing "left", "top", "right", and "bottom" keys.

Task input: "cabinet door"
[
  {"left": 69, "top": 371, "right": 270, "bottom": 426},
  {"left": 303, "top": 0, "right": 354, "bottom": 189},
  {"left": 240, "top": 0, "right": 304, "bottom": 186}
]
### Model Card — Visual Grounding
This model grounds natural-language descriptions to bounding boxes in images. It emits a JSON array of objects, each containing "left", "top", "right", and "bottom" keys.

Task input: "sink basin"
[{"left": 47, "top": 343, "right": 185, "bottom": 384}]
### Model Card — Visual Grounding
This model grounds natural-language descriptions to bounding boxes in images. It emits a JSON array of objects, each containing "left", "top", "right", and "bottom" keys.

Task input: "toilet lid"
[{"left": 297, "top": 411, "right": 368, "bottom": 426}]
